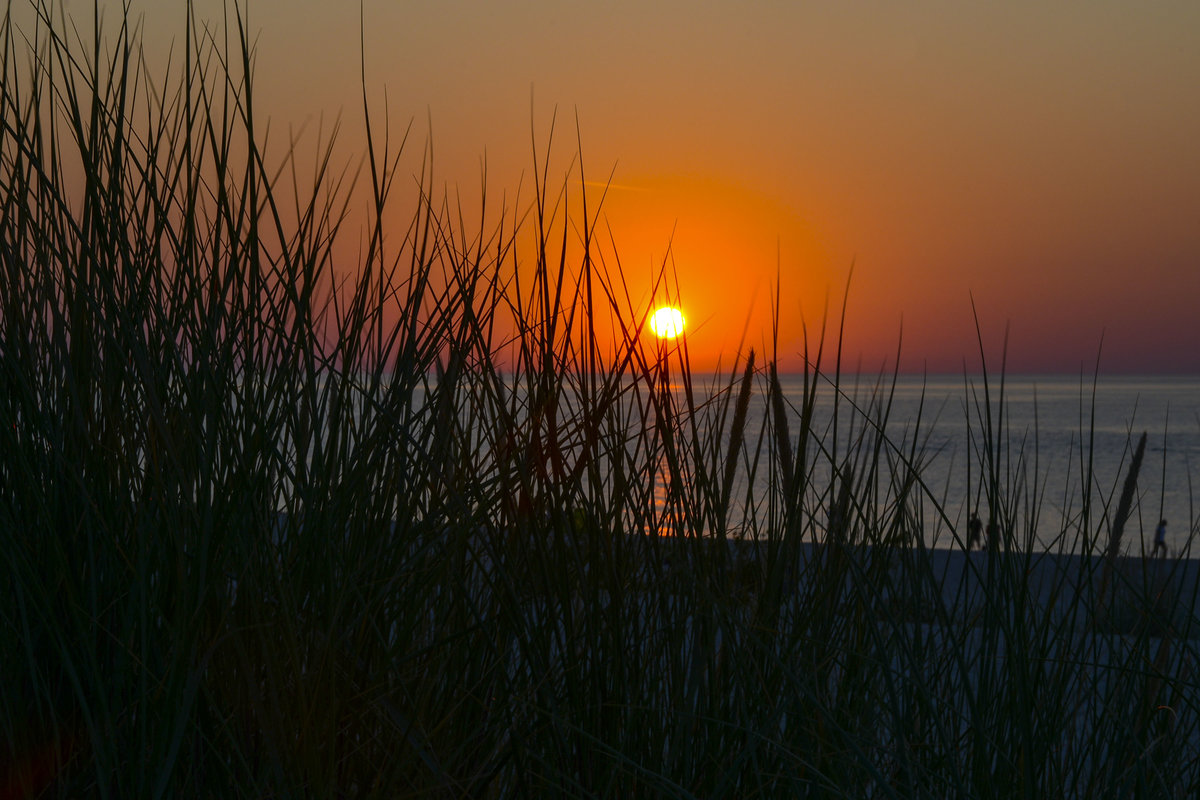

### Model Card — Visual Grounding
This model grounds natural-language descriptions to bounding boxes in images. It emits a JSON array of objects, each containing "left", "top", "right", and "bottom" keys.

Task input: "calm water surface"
[
  {"left": 429, "top": 370, "right": 1200, "bottom": 554},
  {"left": 733, "top": 373, "right": 1200, "bottom": 554}
]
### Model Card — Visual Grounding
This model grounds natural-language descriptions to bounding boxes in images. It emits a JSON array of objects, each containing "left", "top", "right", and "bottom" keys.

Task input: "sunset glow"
[
  {"left": 106, "top": 0, "right": 1200, "bottom": 373},
  {"left": 648, "top": 307, "right": 685, "bottom": 339}
]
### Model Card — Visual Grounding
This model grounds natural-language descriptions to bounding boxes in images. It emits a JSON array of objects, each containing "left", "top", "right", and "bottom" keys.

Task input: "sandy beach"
[{"left": 688, "top": 537, "right": 1200, "bottom": 638}]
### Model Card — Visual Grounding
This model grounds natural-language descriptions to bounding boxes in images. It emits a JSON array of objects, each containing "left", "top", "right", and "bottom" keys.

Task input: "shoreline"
[{"left": 642, "top": 535, "right": 1200, "bottom": 637}]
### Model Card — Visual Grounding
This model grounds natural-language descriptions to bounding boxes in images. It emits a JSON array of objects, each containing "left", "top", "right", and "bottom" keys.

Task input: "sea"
[{"left": 681, "top": 373, "right": 1200, "bottom": 555}]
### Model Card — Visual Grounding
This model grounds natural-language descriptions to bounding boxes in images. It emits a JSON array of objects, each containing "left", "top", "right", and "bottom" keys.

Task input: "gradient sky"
[{"left": 83, "top": 2, "right": 1200, "bottom": 372}]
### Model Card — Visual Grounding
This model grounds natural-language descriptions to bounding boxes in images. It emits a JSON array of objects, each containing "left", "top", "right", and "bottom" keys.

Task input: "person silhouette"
[
  {"left": 967, "top": 512, "right": 982, "bottom": 550},
  {"left": 1153, "top": 518, "right": 1168, "bottom": 558},
  {"left": 986, "top": 518, "right": 1000, "bottom": 552}
]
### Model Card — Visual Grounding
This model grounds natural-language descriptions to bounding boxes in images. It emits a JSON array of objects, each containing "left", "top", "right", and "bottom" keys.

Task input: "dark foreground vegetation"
[{"left": 2, "top": 4, "right": 1197, "bottom": 796}]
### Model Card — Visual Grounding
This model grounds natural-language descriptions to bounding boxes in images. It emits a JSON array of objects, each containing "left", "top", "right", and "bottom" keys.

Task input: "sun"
[{"left": 648, "top": 306, "right": 685, "bottom": 339}]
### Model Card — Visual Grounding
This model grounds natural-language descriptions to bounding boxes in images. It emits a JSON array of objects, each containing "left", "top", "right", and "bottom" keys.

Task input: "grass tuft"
[{"left": 2, "top": 3, "right": 1198, "bottom": 796}]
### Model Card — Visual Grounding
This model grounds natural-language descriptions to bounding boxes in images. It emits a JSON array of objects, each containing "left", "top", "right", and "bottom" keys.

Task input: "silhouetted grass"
[{"left": 2, "top": 4, "right": 1198, "bottom": 797}]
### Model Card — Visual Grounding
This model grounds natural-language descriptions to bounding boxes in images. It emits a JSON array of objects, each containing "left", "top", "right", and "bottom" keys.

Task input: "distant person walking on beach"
[
  {"left": 1153, "top": 518, "right": 1168, "bottom": 558},
  {"left": 967, "top": 512, "right": 982, "bottom": 550},
  {"left": 986, "top": 518, "right": 1000, "bottom": 551}
]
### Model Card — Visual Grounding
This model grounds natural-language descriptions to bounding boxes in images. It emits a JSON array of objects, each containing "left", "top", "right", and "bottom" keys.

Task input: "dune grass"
[{"left": 2, "top": 4, "right": 1198, "bottom": 796}]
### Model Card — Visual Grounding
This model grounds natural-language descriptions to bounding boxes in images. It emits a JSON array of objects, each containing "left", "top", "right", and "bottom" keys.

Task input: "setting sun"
[{"left": 649, "top": 306, "right": 685, "bottom": 339}]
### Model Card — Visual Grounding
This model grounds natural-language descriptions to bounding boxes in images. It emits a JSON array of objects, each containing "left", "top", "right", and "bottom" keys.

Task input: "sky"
[{"left": 58, "top": 2, "right": 1200, "bottom": 372}]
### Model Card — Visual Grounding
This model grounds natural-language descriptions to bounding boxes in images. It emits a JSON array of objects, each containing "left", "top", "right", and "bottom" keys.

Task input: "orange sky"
[{"left": 80, "top": 2, "right": 1200, "bottom": 372}]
